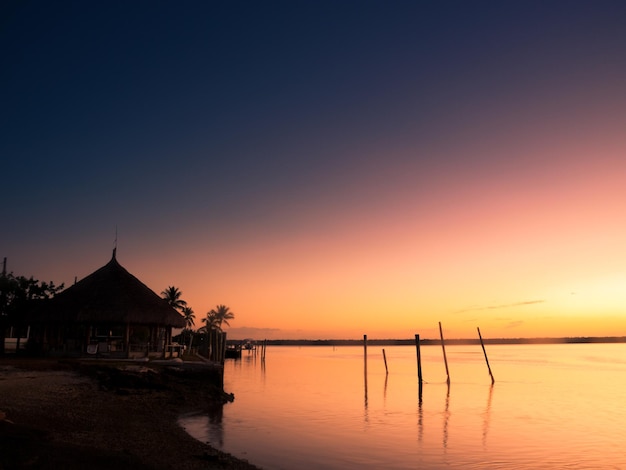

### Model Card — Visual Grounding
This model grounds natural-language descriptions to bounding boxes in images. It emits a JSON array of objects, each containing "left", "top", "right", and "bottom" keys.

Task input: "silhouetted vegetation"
[
  {"left": 0, "top": 268, "right": 64, "bottom": 355},
  {"left": 160, "top": 286, "right": 187, "bottom": 312}
]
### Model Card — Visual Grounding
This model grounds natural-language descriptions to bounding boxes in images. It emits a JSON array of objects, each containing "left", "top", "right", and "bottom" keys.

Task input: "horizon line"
[{"left": 223, "top": 336, "right": 626, "bottom": 345}]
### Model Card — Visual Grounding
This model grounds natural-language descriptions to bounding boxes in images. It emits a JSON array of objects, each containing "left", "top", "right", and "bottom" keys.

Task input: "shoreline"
[
  {"left": 256, "top": 336, "right": 626, "bottom": 346},
  {"left": 0, "top": 357, "right": 261, "bottom": 470}
]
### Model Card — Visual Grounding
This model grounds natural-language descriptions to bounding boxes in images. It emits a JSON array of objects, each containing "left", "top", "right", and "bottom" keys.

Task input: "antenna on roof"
[{"left": 112, "top": 225, "right": 118, "bottom": 260}]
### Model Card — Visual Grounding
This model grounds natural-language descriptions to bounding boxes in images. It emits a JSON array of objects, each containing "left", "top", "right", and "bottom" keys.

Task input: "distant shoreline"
[{"left": 238, "top": 336, "right": 626, "bottom": 346}]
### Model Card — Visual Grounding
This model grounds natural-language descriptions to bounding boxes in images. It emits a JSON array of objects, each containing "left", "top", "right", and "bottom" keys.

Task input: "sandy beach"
[{"left": 0, "top": 358, "right": 261, "bottom": 470}]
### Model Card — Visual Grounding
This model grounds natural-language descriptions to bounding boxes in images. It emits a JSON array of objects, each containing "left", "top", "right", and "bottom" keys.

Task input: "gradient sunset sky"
[{"left": 3, "top": 1, "right": 626, "bottom": 340}]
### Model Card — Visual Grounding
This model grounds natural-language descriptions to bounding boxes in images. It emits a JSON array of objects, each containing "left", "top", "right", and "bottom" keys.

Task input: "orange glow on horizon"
[{"left": 9, "top": 108, "right": 626, "bottom": 343}]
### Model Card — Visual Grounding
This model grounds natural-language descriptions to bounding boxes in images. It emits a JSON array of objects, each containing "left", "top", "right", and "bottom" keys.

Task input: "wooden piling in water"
[
  {"left": 415, "top": 334, "right": 423, "bottom": 399},
  {"left": 363, "top": 334, "right": 368, "bottom": 375},
  {"left": 382, "top": 348, "right": 388, "bottom": 374},
  {"left": 439, "top": 322, "right": 450, "bottom": 385},
  {"left": 477, "top": 327, "right": 495, "bottom": 384}
]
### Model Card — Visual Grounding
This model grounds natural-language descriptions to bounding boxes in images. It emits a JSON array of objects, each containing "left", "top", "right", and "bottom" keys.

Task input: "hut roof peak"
[{"left": 32, "top": 250, "right": 185, "bottom": 328}]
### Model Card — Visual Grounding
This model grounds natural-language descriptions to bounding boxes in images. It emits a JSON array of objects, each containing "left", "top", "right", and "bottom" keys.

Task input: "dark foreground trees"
[
  {"left": 0, "top": 269, "right": 64, "bottom": 355},
  {"left": 195, "top": 305, "right": 235, "bottom": 360}
]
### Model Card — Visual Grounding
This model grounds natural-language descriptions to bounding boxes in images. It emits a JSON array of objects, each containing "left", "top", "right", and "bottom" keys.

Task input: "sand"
[{"left": 0, "top": 358, "right": 262, "bottom": 470}]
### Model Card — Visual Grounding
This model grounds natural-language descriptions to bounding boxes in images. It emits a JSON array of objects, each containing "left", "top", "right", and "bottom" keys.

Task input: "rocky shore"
[{"left": 0, "top": 358, "right": 262, "bottom": 470}]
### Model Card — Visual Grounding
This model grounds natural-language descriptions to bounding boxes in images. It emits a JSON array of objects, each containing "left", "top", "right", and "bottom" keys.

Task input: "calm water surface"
[{"left": 179, "top": 343, "right": 626, "bottom": 469}]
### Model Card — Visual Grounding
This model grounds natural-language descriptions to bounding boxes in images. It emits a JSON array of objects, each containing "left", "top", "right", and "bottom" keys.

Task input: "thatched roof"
[{"left": 31, "top": 250, "right": 186, "bottom": 328}]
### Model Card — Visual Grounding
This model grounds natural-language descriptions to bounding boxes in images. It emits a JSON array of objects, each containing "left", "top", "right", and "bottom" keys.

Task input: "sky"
[{"left": 2, "top": 1, "right": 626, "bottom": 340}]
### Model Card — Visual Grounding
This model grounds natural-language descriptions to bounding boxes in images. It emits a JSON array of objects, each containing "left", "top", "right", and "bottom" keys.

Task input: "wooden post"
[
  {"left": 216, "top": 330, "right": 221, "bottom": 361},
  {"left": 363, "top": 334, "right": 368, "bottom": 376},
  {"left": 439, "top": 322, "right": 450, "bottom": 385},
  {"left": 218, "top": 331, "right": 222, "bottom": 361},
  {"left": 212, "top": 329, "right": 216, "bottom": 360},
  {"left": 220, "top": 332, "right": 227, "bottom": 363},
  {"left": 415, "top": 334, "right": 423, "bottom": 400},
  {"left": 382, "top": 348, "right": 388, "bottom": 374},
  {"left": 477, "top": 327, "right": 495, "bottom": 384},
  {"left": 209, "top": 329, "right": 214, "bottom": 361}
]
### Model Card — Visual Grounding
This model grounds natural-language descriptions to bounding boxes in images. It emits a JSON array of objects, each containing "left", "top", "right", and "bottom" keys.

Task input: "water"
[{"left": 179, "top": 343, "right": 626, "bottom": 469}]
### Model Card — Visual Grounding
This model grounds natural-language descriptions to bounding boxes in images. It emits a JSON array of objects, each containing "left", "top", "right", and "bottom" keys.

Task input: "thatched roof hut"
[
  {"left": 39, "top": 250, "right": 185, "bottom": 327},
  {"left": 28, "top": 250, "right": 185, "bottom": 357}
]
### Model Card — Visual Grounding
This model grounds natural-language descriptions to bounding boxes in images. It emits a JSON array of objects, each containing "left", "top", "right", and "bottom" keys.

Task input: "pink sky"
[{"left": 4, "top": 2, "right": 626, "bottom": 340}]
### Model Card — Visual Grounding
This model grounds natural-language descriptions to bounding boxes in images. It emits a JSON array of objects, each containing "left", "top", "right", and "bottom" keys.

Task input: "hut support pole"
[
  {"left": 222, "top": 332, "right": 227, "bottom": 362},
  {"left": 162, "top": 328, "right": 169, "bottom": 359},
  {"left": 124, "top": 324, "right": 130, "bottom": 359}
]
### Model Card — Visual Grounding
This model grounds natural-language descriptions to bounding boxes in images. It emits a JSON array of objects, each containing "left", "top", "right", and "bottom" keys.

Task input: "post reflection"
[
  {"left": 417, "top": 394, "right": 423, "bottom": 444},
  {"left": 363, "top": 364, "right": 369, "bottom": 422},
  {"left": 383, "top": 373, "right": 388, "bottom": 403},
  {"left": 443, "top": 383, "right": 450, "bottom": 451},
  {"left": 482, "top": 384, "right": 494, "bottom": 448},
  {"left": 364, "top": 333, "right": 368, "bottom": 420}
]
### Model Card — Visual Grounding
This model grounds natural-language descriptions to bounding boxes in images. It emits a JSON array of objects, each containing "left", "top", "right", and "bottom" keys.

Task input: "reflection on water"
[
  {"left": 383, "top": 373, "right": 388, "bottom": 402},
  {"left": 179, "top": 343, "right": 626, "bottom": 469},
  {"left": 417, "top": 393, "right": 423, "bottom": 444},
  {"left": 179, "top": 401, "right": 226, "bottom": 448},
  {"left": 363, "top": 349, "right": 368, "bottom": 417},
  {"left": 443, "top": 384, "right": 450, "bottom": 451},
  {"left": 482, "top": 384, "right": 494, "bottom": 448}
]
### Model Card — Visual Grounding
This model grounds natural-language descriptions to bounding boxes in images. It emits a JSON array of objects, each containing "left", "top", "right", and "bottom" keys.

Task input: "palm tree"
[
  {"left": 209, "top": 304, "right": 235, "bottom": 332},
  {"left": 161, "top": 286, "right": 187, "bottom": 312},
  {"left": 200, "top": 311, "right": 220, "bottom": 332},
  {"left": 181, "top": 306, "right": 195, "bottom": 330},
  {"left": 198, "top": 311, "right": 223, "bottom": 360},
  {"left": 180, "top": 306, "right": 195, "bottom": 352}
]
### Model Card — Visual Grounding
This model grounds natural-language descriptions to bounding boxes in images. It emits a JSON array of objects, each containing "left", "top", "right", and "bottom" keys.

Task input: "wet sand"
[{"left": 0, "top": 358, "right": 261, "bottom": 469}]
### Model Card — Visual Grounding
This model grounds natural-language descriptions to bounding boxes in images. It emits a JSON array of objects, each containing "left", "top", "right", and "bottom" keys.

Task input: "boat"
[
  {"left": 241, "top": 339, "right": 256, "bottom": 350},
  {"left": 225, "top": 344, "right": 242, "bottom": 359}
]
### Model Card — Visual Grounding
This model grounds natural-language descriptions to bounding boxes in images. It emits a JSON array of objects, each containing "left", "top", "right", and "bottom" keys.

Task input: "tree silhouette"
[
  {"left": 1, "top": 271, "right": 64, "bottom": 355},
  {"left": 181, "top": 306, "right": 195, "bottom": 330},
  {"left": 200, "top": 311, "right": 220, "bottom": 332},
  {"left": 208, "top": 304, "right": 235, "bottom": 332},
  {"left": 161, "top": 286, "right": 187, "bottom": 312}
]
